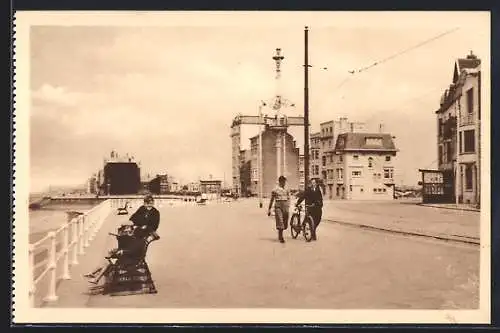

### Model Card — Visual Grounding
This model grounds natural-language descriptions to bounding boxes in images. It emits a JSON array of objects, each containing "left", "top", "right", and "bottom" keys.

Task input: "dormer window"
[{"left": 365, "top": 137, "right": 383, "bottom": 146}]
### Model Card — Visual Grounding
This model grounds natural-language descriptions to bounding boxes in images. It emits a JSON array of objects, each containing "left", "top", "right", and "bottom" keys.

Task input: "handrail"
[{"left": 28, "top": 199, "right": 112, "bottom": 306}]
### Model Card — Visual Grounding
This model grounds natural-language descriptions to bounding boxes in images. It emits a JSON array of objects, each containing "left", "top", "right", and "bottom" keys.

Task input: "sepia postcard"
[{"left": 12, "top": 11, "right": 491, "bottom": 324}]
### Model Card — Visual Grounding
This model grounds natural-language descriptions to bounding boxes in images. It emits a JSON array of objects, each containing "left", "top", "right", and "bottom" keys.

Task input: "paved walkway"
[
  {"left": 42, "top": 199, "right": 479, "bottom": 310},
  {"left": 321, "top": 199, "right": 480, "bottom": 244}
]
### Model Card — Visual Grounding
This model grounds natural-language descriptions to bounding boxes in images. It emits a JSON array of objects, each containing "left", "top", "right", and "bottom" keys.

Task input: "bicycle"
[{"left": 290, "top": 204, "right": 315, "bottom": 242}]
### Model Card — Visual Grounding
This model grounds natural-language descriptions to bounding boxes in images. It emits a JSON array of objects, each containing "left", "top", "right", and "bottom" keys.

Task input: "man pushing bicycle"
[{"left": 296, "top": 178, "right": 323, "bottom": 241}]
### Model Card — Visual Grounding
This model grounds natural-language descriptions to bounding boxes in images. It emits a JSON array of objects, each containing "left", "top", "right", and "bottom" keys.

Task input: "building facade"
[
  {"left": 200, "top": 180, "right": 222, "bottom": 194},
  {"left": 334, "top": 132, "right": 398, "bottom": 200},
  {"left": 149, "top": 174, "right": 169, "bottom": 194},
  {"left": 248, "top": 129, "right": 300, "bottom": 197},
  {"left": 317, "top": 117, "right": 366, "bottom": 199},
  {"left": 430, "top": 52, "right": 481, "bottom": 205},
  {"left": 240, "top": 149, "right": 252, "bottom": 197}
]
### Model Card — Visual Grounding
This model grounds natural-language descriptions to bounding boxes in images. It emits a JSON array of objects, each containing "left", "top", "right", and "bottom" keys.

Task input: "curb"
[
  {"left": 324, "top": 218, "right": 480, "bottom": 246},
  {"left": 416, "top": 203, "right": 480, "bottom": 212}
]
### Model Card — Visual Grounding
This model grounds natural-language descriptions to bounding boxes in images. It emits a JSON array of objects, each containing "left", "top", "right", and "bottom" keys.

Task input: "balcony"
[
  {"left": 439, "top": 116, "right": 457, "bottom": 140},
  {"left": 460, "top": 114, "right": 475, "bottom": 126}
]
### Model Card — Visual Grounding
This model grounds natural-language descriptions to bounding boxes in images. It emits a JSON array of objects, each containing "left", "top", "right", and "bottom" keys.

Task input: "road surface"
[{"left": 69, "top": 199, "right": 480, "bottom": 309}]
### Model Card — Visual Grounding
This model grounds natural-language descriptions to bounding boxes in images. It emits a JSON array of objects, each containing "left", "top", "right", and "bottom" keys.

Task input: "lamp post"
[
  {"left": 258, "top": 101, "right": 266, "bottom": 208},
  {"left": 304, "top": 26, "right": 310, "bottom": 191}
]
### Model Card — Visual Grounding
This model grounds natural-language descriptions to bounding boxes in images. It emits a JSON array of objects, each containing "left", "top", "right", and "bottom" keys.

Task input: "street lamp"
[{"left": 258, "top": 100, "right": 267, "bottom": 208}]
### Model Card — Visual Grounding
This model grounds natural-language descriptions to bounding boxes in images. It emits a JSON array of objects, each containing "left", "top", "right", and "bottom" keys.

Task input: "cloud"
[{"left": 31, "top": 84, "right": 85, "bottom": 108}]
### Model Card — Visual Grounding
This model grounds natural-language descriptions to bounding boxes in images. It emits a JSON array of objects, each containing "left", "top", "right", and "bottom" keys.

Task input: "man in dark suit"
[{"left": 296, "top": 178, "right": 323, "bottom": 241}]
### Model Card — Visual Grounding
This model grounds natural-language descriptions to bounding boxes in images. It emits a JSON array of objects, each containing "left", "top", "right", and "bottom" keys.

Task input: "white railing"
[{"left": 28, "top": 199, "right": 112, "bottom": 307}]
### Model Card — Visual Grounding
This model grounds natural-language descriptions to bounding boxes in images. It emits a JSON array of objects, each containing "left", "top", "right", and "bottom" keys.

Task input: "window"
[
  {"left": 383, "top": 188, "right": 387, "bottom": 192},
  {"left": 336, "top": 187, "right": 340, "bottom": 196},
  {"left": 384, "top": 168, "right": 393, "bottom": 179},
  {"left": 467, "top": 88, "right": 474, "bottom": 114},
  {"left": 353, "top": 155, "right": 359, "bottom": 160},
  {"left": 463, "top": 130, "right": 475, "bottom": 153},
  {"left": 322, "top": 156, "right": 326, "bottom": 166},
  {"left": 330, "top": 155, "right": 333, "bottom": 163},
  {"left": 438, "top": 118, "right": 443, "bottom": 136},
  {"left": 447, "top": 141, "right": 453, "bottom": 161},
  {"left": 352, "top": 171, "right": 362, "bottom": 177},
  {"left": 459, "top": 132, "right": 463, "bottom": 153},
  {"left": 315, "top": 165, "right": 319, "bottom": 175},
  {"left": 339, "top": 155, "right": 343, "bottom": 162},
  {"left": 368, "top": 157, "right": 374, "bottom": 168},
  {"left": 337, "top": 168, "right": 343, "bottom": 179},
  {"left": 385, "top": 156, "right": 391, "bottom": 162},
  {"left": 438, "top": 145, "right": 443, "bottom": 165},
  {"left": 360, "top": 188, "right": 364, "bottom": 192},
  {"left": 329, "top": 140, "right": 332, "bottom": 147},
  {"left": 349, "top": 185, "right": 352, "bottom": 192},
  {"left": 365, "top": 137, "right": 383, "bottom": 146},
  {"left": 465, "top": 165, "right": 473, "bottom": 190},
  {"left": 373, "top": 188, "right": 377, "bottom": 193}
]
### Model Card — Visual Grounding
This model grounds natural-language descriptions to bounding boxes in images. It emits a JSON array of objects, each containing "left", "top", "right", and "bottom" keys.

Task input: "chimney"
[
  {"left": 379, "top": 123, "right": 384, "bottom": 133},
  {"left": 467, "top": 50, "right": 477, "bottom": 59}
]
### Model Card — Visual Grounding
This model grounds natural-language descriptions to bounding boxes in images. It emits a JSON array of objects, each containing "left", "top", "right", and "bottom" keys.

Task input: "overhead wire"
[{"left": 322, "top": 26, "right": 461, "bottom": 98}]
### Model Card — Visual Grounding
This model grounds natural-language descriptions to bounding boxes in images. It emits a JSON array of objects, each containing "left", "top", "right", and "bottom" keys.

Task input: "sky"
[{"left": 28, "top": 12, "right": 490, "bottom": 193}]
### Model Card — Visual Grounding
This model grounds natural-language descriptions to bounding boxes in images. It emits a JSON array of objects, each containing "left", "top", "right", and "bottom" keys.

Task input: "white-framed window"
[
  {"left": 368, "top": 157, "right": 374, "bottom": 168},
  {"left": 353, "top": 155, "right": 359, "bottom": 160},
  {"left": 352, "top": 171, "right": 362, "bottom": 177},
  {"left": 383, "top": 168, "right": 393, "bottom": 179}
]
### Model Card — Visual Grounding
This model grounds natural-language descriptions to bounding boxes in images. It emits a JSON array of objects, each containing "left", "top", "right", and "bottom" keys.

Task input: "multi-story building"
[
  {"left": 333, "top": 132, "right": 398, "bottom": 200},
  {"left": 433, "top": 51, "right": 481, "bottom": 205},
  {"left": 149, "top": 174, "right": 169, "bottom": 194},
  {"left": 103, "top": 150, "right": 141, "bottom": 195},
  {"left": 168, "top": 176, "right": 179, "bottom": 193},
  {"left": 310, "top": 132, "right": 322, "bottom": 182},
  {"left": 87, "top": 175, "right": 97, "bottom": 194},
  {"left": 248, "top": 129, "right": 300, "bottom": 197},
  {"left": 240, "top": 149, "right": 252, "bottom": 197},
  {"left": 187, "top": 182, "right": 201, "bottom": 193},
  {"left": 317, "top": 117, "right": 366, "bottom": 199},
  {"left": 200, "top": 180, "right": 222, "bottom": 194}
]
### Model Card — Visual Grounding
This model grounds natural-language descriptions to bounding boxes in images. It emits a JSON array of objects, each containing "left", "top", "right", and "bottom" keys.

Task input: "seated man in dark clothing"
[
  {"left": 129, "top": 195, "right": 160, "bottom": 240},
  {"left": 296, "top": 178, "right": 323, "bottom": 241}
]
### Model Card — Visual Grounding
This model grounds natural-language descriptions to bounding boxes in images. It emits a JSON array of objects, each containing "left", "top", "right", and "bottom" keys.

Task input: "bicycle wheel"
[
  {"left": 290, "top": 213, "right": 301, "bottom": 239},
  {"left": 302, "top": 215, "right": 314, "bottom": 242}
]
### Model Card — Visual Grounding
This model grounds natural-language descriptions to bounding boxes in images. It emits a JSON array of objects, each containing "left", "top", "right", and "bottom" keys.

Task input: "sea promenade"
[{"left": 30, "top": 196, "right": 481, "bottom": 310}]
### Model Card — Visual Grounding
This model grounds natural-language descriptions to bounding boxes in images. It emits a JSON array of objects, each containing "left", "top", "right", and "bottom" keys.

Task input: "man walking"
[
  {"left": 296, "top": 178, "right": 323, "bottom": 241},
  {"left": 267, "top": 176, "right": 290, "bottom": 243}
]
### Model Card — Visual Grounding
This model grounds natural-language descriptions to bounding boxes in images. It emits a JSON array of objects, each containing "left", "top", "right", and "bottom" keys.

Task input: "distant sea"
[{"left": 29, "top": 202, "right": 99, "bottom": 244}]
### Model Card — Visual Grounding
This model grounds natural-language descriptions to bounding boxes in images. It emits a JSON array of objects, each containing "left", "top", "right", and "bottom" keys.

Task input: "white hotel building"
[{"left": 333, "top": 132, "right": 398, "bottom": 200}]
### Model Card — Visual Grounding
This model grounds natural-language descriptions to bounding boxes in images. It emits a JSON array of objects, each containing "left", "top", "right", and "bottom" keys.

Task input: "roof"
[
  {"left": 453, "top": 52, "right": 481, "bottom": 83},
  {"left": 457, "top": 57, "right": 481, "bottom": 71},
  {"left": 335, "top": 132, "right": 397, "bottom": 152}
]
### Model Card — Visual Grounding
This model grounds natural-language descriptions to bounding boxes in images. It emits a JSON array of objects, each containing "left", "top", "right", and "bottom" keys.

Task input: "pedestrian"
[
  {"left": 267, "top": 175, "right": 290, "bottom": 243},
  {"left": 129, "top": 194, "right": 161, "bottom": 240},
  {"left": 296, "top": 178, "right": 323, "bottom": 240}
]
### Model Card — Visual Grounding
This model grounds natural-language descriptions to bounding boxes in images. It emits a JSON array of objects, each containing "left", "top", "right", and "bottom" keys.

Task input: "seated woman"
[
  {"left": 129, "top": 194, "right": 160, "bottom": 240},
  {"left": 84, "top": 195, "right": 161, "bottom": 284}
]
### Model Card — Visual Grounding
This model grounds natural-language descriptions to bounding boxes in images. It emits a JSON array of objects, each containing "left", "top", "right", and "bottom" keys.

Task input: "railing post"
[
  {"left": 61, "top": 225, "right": 71, "bottom": 280},
  {"left": 71, "top": 218, "right": 79, "bottom": 265},
  {"left": 43, "top": 232, "right": 59, "bottom": 302},
  {"left": 84, "top": 214, "right": 90, "bottom": 248},
  {"left": 28, "top": 244, "right": 35, "bottom": 307},
  {"left": 78, "top": 215, "right": 85, "bottom": 255}
]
